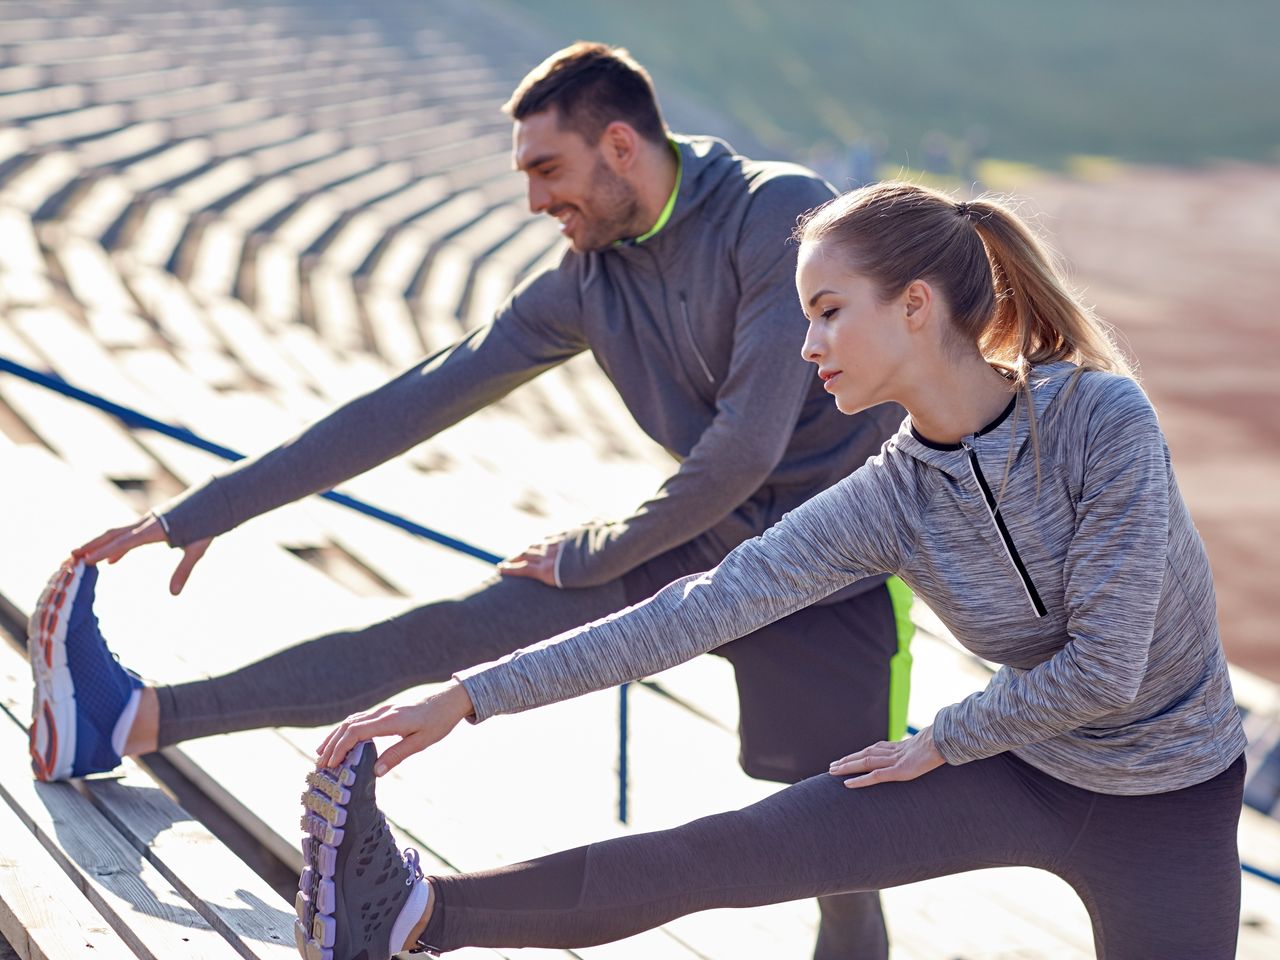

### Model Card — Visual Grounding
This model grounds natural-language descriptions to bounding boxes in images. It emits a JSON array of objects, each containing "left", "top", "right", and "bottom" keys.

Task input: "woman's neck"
[{"left": 904, "top": 354, "right": 1017, "bottom": 446}]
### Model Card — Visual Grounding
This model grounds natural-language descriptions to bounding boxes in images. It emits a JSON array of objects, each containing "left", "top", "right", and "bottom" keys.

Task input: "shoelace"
[{"left": 402, "top": 847, "right": 422, "bottom": 886}]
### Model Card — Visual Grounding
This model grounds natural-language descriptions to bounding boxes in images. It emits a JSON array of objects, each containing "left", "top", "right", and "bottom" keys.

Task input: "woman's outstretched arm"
[{"left": 316, "top": 463, "right": 906, "bottom": 773}]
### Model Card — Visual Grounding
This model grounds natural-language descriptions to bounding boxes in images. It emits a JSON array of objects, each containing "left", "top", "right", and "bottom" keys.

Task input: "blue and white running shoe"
[
  {"left": 297, "top": 740, "right": 433, "bottom": 959},
  {"left": 29, "top": 559, "right": 143, "bottom": 781}
]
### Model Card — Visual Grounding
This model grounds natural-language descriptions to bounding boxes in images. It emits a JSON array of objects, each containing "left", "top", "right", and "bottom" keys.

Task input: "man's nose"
[{"left": 527, "top": 180, "right": 549, "bottom": 214}]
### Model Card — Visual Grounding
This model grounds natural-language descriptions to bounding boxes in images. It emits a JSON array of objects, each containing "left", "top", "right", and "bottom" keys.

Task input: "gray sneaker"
[{"left": 296, "top": 741, "right": 431, "bottom": 960}]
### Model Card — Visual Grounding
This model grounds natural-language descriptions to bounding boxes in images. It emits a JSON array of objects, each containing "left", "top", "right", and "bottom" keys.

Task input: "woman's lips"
[{"left": 821, "top": 370, "right": 842, "bottom": 390}]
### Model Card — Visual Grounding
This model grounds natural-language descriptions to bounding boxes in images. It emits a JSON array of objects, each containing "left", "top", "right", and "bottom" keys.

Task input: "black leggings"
[
  {"left": 154, "top": 538, "right": 899, "bottom": 959},
  {"left": 423, "top": 753, "right": 1246, "bottom": 959}
]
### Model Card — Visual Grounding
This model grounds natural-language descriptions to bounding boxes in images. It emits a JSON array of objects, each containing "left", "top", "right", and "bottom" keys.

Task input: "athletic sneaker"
[
  {"left": 297, "top": 740, "right": 433, "bottom": 960},
  {"left": 28, "top": 559, "right": 144, "bottom": 782}
]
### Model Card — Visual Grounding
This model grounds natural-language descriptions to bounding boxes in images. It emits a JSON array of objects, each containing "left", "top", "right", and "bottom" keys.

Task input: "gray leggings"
[
  {"left": 155, "top": 539, "right": 900, "bottom": 959},
  {"left": 422, "top": 752, "right": 1246, "bottom": 959}
]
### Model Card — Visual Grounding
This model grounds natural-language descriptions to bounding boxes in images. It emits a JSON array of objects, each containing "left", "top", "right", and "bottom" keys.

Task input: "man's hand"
[
  {"left": 829, "top": 726, "right": 946, "bottom": 789},
  {"left": 74, "top": 514, "right": 213, "bottom": 596},
  {"left": 315, "top": 681, "right": 476, "bottom": 776},
  {"left": 498, "top": 536, "right": 563, "bottom": 587}
]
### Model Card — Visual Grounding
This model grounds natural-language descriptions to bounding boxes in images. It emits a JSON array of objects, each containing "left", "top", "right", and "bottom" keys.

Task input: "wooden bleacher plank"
[
  {"left": 0, "top": 787, "right": 139, "bottom": 960},
  {"left": 83, "top": 768, "right": 301, "bottom": 960},
  {"left": 0, "top": 692, "right": 249, "bottom": 960}
]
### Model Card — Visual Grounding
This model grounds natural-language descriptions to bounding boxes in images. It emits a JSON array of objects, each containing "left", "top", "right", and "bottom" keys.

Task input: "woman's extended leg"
[
  {"left": 419, "top": 753, "right": 1243, "bottom": 958},
  {"left": 422, "top": 753, "right": 1088, "bottom": 951}
]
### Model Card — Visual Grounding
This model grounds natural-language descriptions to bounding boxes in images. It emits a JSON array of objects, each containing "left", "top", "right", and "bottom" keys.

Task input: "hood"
[{"left": 894, "top": 361, "right": 1085, "bottom": 479}]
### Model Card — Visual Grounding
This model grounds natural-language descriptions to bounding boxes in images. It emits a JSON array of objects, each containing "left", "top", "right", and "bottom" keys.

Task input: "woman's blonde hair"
[
  {"left": 796, "top": 180, "right": 1133, "bottom": 385},
  {"left": 797, "top": 181, "right": 1135, "bottom": 499}
]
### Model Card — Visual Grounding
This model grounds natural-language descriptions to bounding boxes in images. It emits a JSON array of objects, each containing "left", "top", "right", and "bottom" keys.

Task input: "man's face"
[{"left": 513, "top": 109, "right": 641, "bottom": 252}]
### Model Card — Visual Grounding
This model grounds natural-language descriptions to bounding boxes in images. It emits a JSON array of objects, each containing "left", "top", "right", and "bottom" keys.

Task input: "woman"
[{"left": 298, "top": 181, "right": 1246, "bottom": 960}]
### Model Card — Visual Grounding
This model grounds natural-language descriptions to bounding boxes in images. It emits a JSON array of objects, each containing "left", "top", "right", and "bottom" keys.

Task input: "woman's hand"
[
  {"left": 829, "top": 725, "right": 946, "bottom": 789},
  {"left": 74, "top": 514, "right": 212, "bottom": 596},
  {"left": 316, "top": 681, "right": 477, "bottom": 776}
]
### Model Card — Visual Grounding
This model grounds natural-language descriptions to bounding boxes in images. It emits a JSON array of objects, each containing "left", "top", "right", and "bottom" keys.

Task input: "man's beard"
[{"left": 567, "top": 157, "right": 642, "bottom": 252}]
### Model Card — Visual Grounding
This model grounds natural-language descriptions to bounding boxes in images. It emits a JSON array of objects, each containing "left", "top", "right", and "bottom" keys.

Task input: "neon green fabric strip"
[
  {"left": 885, "top": 575, "right": 916, "bottom": 741},
  {"left": 632, "top": 139, "right": 682, "bottom": 243}
]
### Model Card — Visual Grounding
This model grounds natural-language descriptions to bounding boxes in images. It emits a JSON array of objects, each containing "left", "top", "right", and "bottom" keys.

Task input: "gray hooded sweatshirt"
[
  {"left": 458, "top": 363, "right": 1247, "bottom": 796},
  {"left": 158, "top": 136, "right": 902, "bottom": 587}
]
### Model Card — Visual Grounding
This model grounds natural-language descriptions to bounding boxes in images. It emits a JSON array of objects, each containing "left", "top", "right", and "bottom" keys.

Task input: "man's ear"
[{"left": 600, "top": 120, "right": 640, "bottom": 172}]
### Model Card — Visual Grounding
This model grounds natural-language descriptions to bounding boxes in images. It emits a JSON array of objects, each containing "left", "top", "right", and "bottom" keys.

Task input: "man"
[{"left": 52, "top": 43, "right": 907, "bottom": 958}]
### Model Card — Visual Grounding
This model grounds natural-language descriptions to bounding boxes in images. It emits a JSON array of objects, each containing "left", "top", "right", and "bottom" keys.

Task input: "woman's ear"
[{"left": 902, "top": 279, "right": 933, "bottom": 331}]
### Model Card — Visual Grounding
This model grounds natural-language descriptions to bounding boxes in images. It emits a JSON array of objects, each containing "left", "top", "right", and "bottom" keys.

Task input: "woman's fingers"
[
  {"left": 844, "top": 762, "right": 906, "bottom": 789},
  {"left": 830, "top": 750, "right": 898, "bottom": 777},
  {"left": 834, "top": 728, "right": 946, "bottom": 789},
  {"left": 375, "top": 731, "right": 433, "bottom": 777},
  {"left": 316, "top": 706, "right": 390, "bottom": 767},
  {"left": 829, "top": 741, "right": 895, "bottom": 773}
]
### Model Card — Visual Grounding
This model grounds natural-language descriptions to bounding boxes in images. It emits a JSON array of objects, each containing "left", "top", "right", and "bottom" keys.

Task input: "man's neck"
[{"left": 631, "top": 139, "right": 680, "bottom": 238}]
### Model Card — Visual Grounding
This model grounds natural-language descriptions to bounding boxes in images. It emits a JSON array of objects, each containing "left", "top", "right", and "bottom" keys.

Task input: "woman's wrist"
[{"left": 440, "top": 680, "right": 476, "bottom": 721}]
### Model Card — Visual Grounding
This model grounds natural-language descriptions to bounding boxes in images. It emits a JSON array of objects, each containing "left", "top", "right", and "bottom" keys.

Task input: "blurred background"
[{"left": 1, "top": 1, "right": 1279, "bottom": 955}]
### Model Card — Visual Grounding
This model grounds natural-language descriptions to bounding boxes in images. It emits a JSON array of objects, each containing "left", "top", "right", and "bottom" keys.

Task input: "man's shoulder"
[{"left": 737, "top": 155, "right": 835, "bottom": 200}]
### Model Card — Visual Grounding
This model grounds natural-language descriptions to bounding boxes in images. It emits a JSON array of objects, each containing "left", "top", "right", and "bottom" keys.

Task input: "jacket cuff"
[
  {"left": 929, "top": 705, "right": 979, "bottom": 766},
  {"left": 153, "top": 476, "right": 236, "bottom": 548},
  {"left": 453, "top": 666, "right": 499, "bottom": 724}
]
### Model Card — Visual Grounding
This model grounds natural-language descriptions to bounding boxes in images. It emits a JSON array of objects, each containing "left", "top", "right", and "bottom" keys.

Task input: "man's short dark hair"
[{"left": 504, "top": 42, "right": 667, "bottom": 146}]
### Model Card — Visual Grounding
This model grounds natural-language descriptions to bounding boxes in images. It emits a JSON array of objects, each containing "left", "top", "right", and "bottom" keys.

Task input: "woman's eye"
[{"left": 821, "top": 308, "right": 838, "bottom": 320}]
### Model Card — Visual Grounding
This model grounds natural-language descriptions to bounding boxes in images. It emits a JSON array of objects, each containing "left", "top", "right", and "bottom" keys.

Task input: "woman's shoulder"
[{"left": 1044, "top": 365, "right": 1157, "bottom": 433}]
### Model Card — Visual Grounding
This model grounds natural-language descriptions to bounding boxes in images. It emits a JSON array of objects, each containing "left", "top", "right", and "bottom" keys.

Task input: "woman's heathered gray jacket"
[{"left": 459, "top": 363, "right": 1247, "bottom": 795}]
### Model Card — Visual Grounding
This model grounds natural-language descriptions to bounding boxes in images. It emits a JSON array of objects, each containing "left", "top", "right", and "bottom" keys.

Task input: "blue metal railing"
[{"left": 0, "top": 355, "right": 632, "bottom": 821}]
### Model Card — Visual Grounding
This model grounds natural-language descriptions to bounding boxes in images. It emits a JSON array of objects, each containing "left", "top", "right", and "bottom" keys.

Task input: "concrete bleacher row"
[{"left": 2, "top": 1, "right": 1279, "bottom": 957}]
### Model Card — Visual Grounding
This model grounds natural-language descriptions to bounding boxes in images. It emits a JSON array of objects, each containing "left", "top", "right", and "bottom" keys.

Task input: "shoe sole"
[
  {"left": 296, "top": 741, "right": 367, "bottom": 960},
  {"left": 29, "top": 562, "right": 83, "bottom": 782}
]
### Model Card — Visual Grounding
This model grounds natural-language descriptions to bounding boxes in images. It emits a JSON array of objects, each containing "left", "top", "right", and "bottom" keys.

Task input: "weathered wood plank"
[
  {"left": 0, "top": 701, "right": 245, "bottom": 959},
  {"left": 0, "top": 773, "right": 138, "bottom": 960},
  {"left": 81, "top": 769, "right": 301, "bottom": 960},
  {"left": 0, "top": 637, "right": 289, "bottom": 960}
]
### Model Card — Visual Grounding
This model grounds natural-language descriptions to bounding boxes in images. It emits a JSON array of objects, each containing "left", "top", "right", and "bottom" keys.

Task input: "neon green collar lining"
[{"left": 625, "top": 139, "right": 682, "bottom": 245}]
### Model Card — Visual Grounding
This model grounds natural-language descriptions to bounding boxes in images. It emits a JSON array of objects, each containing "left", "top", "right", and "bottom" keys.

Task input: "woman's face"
[{"left": 797, "top": 241, "right": 914, "bottom": 415}]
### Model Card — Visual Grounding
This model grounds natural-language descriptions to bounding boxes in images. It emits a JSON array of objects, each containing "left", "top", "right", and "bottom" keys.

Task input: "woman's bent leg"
[
  {"left": 1064, "top": 755, "right": 1244, "bottom": 960},
  {"left": 154, "top": 573, "right": 626, "bottom": 746},
  {"left": 424, "top": 755, "right": 1084, "bottom": 952}
]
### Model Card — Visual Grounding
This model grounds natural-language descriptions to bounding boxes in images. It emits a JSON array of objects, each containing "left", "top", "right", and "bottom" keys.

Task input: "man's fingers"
[
  {"left": 74, "top": 524, "right": 132, "bottom": 561},
  {"left": 78, "top": 517, "right": 166, "bottom": 565},
  {"left": 169, "top": 539, "right": 210, "bottom": 595}
]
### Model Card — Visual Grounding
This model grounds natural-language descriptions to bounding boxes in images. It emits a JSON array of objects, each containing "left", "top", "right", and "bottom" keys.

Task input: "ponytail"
[
  {"left": 960, "top": 200, "right": 1133, "bottom": 389},
  {"left": 797, "top": 181, "right": 1135, "bottom": 499}
]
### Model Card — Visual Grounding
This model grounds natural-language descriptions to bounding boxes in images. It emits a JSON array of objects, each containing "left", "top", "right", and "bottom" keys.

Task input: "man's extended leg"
[{"left": 153, "top": 572, "right": 627, "bottom": 747}]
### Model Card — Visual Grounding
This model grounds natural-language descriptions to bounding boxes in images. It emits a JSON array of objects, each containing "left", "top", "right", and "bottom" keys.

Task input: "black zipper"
[
  {"left": 962, "top": 440, "right": 1047, "bottom": 618},
  {"left": 678, "top": 295, "right": 715, "bottom": 385}
]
